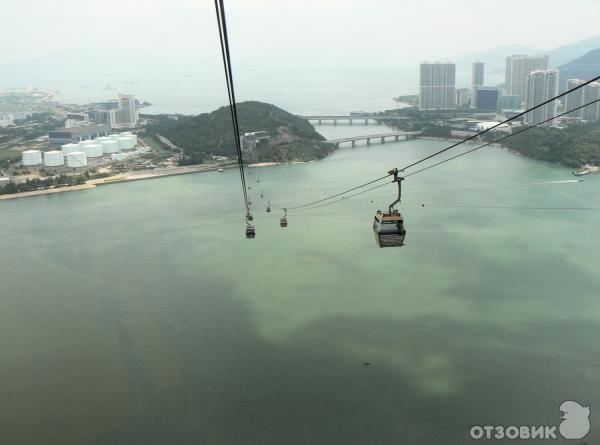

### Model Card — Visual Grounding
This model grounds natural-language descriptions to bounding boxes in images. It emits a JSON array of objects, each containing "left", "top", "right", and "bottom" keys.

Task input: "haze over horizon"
[
  {"left": 3, "top": 0, "right": 600, "bottom": 66},
  {"left": 3, "top": 0, "right": 600, "bottom": 113}
]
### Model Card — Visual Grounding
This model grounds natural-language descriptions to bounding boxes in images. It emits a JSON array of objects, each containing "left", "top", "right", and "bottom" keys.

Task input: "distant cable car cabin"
[
  {"left": 246, "top": 225, "right": 256, "bottom": 239},
  {"left": 373, "top": 169, "right": 406, "bottom": 247},
  {"left": 280, "top": 208, "right": 288, "bottom": 227},
  {"left": 266, "top": 201, "right": 271, "bottom": 213}
]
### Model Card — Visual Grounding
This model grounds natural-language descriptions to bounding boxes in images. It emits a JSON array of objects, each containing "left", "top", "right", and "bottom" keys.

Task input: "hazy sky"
[
  {"left": 3, "top": 0, "right": 600, "bottom": 113},
  {"left": 3, "top": 0, "right": 600, "bottom": 65}
]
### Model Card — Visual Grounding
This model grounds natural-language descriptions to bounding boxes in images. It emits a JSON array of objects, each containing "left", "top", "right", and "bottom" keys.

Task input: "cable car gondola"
[
  {"left": 280, "top": 208, "right": 288, "bottom": 227},
  {"left": 247, "top": 212, "right": 253, "bottom": 222},
  {"left": 373, "top": 169, "right": 406, "bottom": 248},
  {"left": 266, "top": 201, "right": 271, "bottom": 213},
  {"left": 245, "top": 224, "right": 256, "bottom": 239}
]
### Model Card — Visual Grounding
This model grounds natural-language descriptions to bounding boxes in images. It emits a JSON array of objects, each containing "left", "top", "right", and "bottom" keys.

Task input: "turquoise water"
[{"left": 1, "top": 128, "right": 599, "bottom": 444}]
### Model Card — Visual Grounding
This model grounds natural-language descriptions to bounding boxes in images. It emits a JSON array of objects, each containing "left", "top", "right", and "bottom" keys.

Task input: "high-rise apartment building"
[
  {"left": 419, "top": 62, "right": 456, "bottom": 110},
  {"left": 114, "top": 94, "right": 138, "bottom": 128},
  {"left": 581, "top": 82, "right": 600, "bottom": 122},
  {"left": 563, "top": 79, "right": 586, "bottom": 118},
  {"left": 524, "top": 70, "right": 559, "bottom": 127},
  {"left": 505, "top": 55, "right": 549, "bottom": 101},
  {"left": 471, "top": 62, "right": 484, "bottom": 107}
]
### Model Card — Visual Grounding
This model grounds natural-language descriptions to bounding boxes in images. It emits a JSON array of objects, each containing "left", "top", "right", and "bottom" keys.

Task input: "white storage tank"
[
  {"left": 129, "top": 134, "right": 138, "bottom": 147},
  {"left": 43, "top": 150, "right": 64, "bottom": 167},
  {"left": 117, "top": 136, "right": 134, "bottom": 150},
  {"left": 121, "top": 131, "right": 132, "bottom": 136},
  {"left": 67, "top": 151, "right": 88, "bottom": 168},
  {"left": 22, "top": 150, "right": 42, "bottom": 166},
  {"left": 101, "top": 140, "right": 120, "bottom": 154},
  {"left": 95, "top": 136, "right": 110, "bottom": 146},
  {"left": 109, "top": 134, "right": 122, "bottom": 141},
  {"left": 61, "top": 143, "right": 80, "bottom": 156},
  {"left": 81, "top": 143, "right": 103, "bottom": 158},
  {"left": 111, "top": 153, "right": 124, "bottom": 161}
]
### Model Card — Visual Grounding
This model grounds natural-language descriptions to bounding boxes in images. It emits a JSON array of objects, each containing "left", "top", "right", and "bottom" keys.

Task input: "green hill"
[
  {"left": 492, "top": 123, "right": 600, "bottom": 168},
  {"left": 145, "top": 101, "right": 331, "bottom": 164},
  {"left": 557, "top": 48, "right": 600, "bottom": 91}
]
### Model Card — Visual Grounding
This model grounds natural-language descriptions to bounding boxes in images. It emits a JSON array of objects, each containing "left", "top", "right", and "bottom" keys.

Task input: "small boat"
[
  {"left": 218, "top": 168, "right": 224, "bottom": 173},
  {"left": 573, "top": 170, "right": 590, "bottom": 177},
  {"left": 362, "top": 361, "right": 371, "bottom": 366}
]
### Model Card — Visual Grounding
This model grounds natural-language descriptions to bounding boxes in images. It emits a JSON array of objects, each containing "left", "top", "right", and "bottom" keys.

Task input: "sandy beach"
[{"left": 0, "top": 162, "right": 237, "bottom": 202}]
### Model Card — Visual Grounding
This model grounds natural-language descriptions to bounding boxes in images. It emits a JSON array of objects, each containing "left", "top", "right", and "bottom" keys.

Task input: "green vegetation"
[
  {"left": 393, "top": 95, "right": 419, "bottom": 106},
  {"left": 0, "top": 171, "right": 111, "bottom": 195},
  {"left": 145, "top": 101, "right": 331, "bottom": 165},
  {"left": 494, "top": 123, "right": 600, "bottom": 167},
  {"left": 381, "top": 107, "right": 600, "bottom": 167}
]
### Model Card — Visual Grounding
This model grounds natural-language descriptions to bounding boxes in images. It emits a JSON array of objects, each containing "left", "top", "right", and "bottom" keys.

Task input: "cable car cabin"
[
  {"left": 373, "top": 211, "right": 406, "bottom": 247},
  {"left": 246, "top": 225, "right": 256, "bottom": 239},
  {"left": 280, "top": 217, "right": 288, "bottom": 227}
]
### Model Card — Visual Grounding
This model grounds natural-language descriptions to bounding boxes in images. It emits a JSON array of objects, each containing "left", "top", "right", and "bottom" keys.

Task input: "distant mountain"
[
  {"left": 457, "top": 45, "right": 543, "bottom": 73},
  {"left": 548, "top": 35, "right": 600, "bottom": 67},
  {"left": 456, "top": 35, "right": 600, "bottom": 74},
  {"left": 557, "top": 48, "right": 600, "bottom": 91}
]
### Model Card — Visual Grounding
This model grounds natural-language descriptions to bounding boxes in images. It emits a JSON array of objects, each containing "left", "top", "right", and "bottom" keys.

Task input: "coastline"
[
  {"left": 2, "top": 136, "right": 593, "bottom": 203},
  {"left": 0, "top": 159, "right": 309, "bottom": 202},
  {"left": 0, "top": 162, "right": 237, "bottom": 202}
]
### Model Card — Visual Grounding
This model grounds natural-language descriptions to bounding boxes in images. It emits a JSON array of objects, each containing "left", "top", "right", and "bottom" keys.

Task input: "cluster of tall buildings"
[
  {"left": 418, "top": 53, "right": 600, "bottom": 127},
  {"left": 418, "top": 61, "right": 499, "bottom": 112},
  {"left": 563, "top": 79, "right": 600, "bottom": 122},
  {"left": 79, "top": 94, "right": 139, "bottom": 129}
]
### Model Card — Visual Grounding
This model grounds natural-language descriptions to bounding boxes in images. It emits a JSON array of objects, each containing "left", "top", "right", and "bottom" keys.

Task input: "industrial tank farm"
[
  {"left": 61, "top": 143, "right": 80, "bottom": 156},
  {"left": 22, "top": 150, "right": 43, "bottom": 166},
  {"left": 80, "top": 143, "right": 103, "bottom": 158},
  {"left": 43, "top": 150, "right": 64, "bottom": 167},
  {"left": 66, "top": 151, "right": 88, "bottom": 168},
  {"left": 101, "top": 139, "right": 120, "bottom": 154}
]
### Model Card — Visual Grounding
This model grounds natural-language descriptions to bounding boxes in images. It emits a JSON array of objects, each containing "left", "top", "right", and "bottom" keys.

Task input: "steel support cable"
[
  {"left": 404, "top": 98, "right": 600, "bottom": 179},
  {"left": 282, "top": 76, "right": 600, "bottom": 211},
  {"left": 214, "top": 0, "right": 249, "bottom": 211},
  {"left": 291, "top": 100, "right": 600, "bottom": 213},
  {"left": 398, "top": 75, "right": 600, "bottom": 172}
]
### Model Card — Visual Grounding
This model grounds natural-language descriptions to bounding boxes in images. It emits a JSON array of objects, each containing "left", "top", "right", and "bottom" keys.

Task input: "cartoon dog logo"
[{"left": 559, "top": 401, "right": 590, "bottom": 439}]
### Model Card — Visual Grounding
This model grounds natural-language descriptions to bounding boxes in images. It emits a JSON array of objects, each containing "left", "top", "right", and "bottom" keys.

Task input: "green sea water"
[{"left": 1, "top": 125, "right": 599, "bottom": 444}]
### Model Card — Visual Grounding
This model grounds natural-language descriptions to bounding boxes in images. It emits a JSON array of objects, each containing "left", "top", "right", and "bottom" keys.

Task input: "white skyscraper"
[
  {"left": 471, "top": 62, "right": 485, "bottom": 107},
  {"left": 114, "top": 94, "right": 138, "bottom": 128},
  {"left": 505, "top": 55, "right": 549, "bottom": 101},
  {"left": 563, "top": 79, "right": 586, "bottom": 118},
  {"left": 524, "top": 70, "right": 559, "bottom": 127},
  {"left": 472, "top": 62, "right": 484, "bottom": 87},
  {"left": 581, "top": 82, "right": 600, "bottom": 122},
  {"left": 419, "top": 62, "right": 456, "bottom": 110}
]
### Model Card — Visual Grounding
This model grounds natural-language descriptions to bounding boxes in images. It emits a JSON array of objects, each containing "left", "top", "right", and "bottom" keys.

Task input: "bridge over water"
[
  {"left": 298, "top": 114, "right": 409, "bottom": 125},
  {"left": 326, "top": 132, "right": 420, "bottom": 147}
]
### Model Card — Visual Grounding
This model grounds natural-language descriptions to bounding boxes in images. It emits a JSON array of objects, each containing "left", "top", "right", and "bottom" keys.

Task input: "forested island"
[
  {"left": 497, "top": 124, "right": 600, "bottom": 167},
  {"left": 378, "top": 107, "right": 600, "bottom": 168},
  {"left": 144, "top": 101, "right": 332, "bottom": 165}
]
